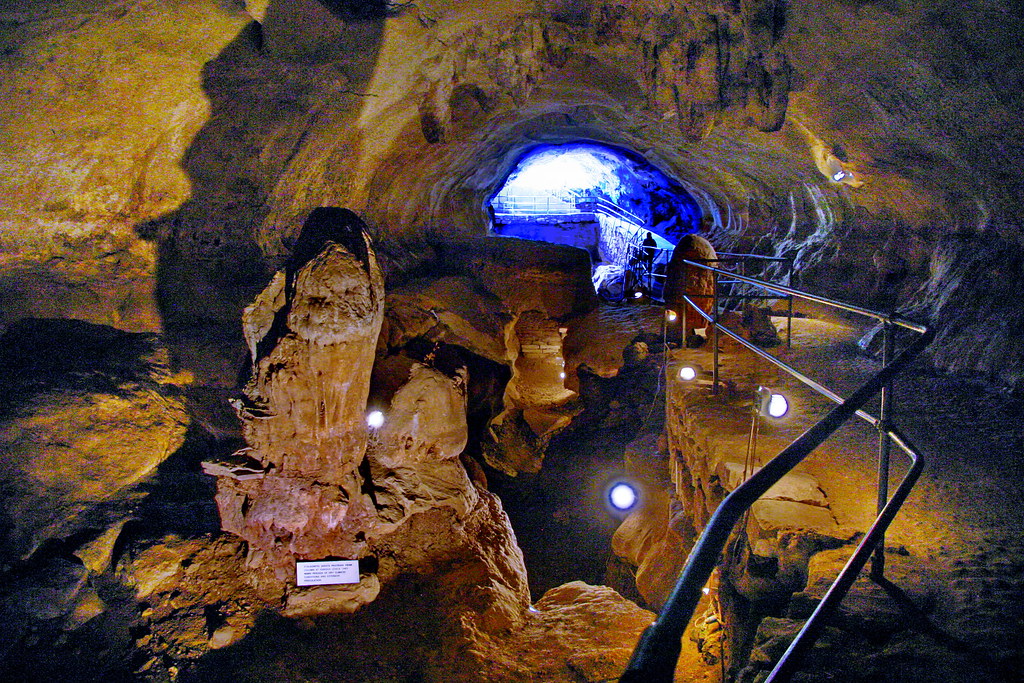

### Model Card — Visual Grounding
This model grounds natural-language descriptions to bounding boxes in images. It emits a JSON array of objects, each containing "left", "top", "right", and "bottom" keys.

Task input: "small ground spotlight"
[
  {"left": 755, "top": 386, "right": 789, "bottom": 418},
  {"left": 678, "top": 362, "right": 704, "bottom": 382},
  {"left": 608, "top": 482, "right": 639, "bottom": 512}
]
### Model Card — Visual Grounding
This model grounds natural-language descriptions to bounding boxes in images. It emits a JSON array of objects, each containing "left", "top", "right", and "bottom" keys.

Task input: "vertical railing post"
[
  {"left": 713, "top": 268, "right": 720, "bottom": 395},
  {"left": 871, "top": 320, "right": 896, "bottom": 580},
  {"left": 681, "top": 260, "right": 688, "bottom": 346},
  {"left": 787, "top": 260, "right": 795, "bottom": 349}
]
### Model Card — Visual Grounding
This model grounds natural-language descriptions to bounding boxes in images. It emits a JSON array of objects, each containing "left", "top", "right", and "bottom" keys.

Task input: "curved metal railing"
[{"left": 621, "top": 260, "right": 932, "bottom": 682}]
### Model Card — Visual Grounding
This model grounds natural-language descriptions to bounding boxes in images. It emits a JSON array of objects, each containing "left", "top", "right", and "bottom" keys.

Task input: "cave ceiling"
[{"left": 1, "top": 0, "right": 1023, "bottom": 381}]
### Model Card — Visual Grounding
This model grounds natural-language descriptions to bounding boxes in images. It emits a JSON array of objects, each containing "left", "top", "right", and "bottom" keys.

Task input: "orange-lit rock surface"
[
  {"left": 2, "top": 0, "right": 1024, "bottom": 680},
  {"left": 0, "top": 319, "right": 191, "bottom": 563},
  {"left": 2, "top": 0, "right": 1023, "bottom": 385}
]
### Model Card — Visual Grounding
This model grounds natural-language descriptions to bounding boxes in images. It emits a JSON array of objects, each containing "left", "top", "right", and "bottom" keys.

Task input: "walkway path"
[{"left": 674, "top": 311, "right": 1024, "bottom": 679}]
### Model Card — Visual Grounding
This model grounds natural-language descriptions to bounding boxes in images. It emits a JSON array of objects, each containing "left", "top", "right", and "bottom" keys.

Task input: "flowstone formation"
[
  {"left": 212, "top": 208, "right": 530, "bottom": 629},
  {"left": 215, "top": 208, "right": 386, "bottom": 592}
]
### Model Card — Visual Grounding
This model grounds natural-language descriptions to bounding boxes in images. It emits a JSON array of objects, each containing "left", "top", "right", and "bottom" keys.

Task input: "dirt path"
[{"left": 709, "top": 311, "right": 1024, "bottom": 674}]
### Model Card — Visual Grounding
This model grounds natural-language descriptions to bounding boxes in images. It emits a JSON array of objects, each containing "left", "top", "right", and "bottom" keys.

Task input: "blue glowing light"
[{"left": 489, "top": 143, "right": 703, "bottom": 243}]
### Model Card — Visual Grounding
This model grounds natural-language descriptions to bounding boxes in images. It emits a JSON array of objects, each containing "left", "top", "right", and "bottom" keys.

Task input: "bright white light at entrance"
[
  {"left": 503, "top": 148, "right": 621, "bottom": 196},
  {"left": 366, "top": 410, "right": 385, "bottom": 429},
  {"left": 609, "top": 483, "right": 638, "bottom": 511}
]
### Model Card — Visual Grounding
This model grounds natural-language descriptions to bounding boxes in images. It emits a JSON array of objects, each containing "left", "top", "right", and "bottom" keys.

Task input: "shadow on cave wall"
[{"left": 135, "top": 2, "right": 386, "bottom": 393}]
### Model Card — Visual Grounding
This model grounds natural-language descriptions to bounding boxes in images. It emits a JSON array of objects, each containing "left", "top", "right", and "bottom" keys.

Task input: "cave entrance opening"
[{"left": 487, "top": 142, "right": 702, "bottom": 300}]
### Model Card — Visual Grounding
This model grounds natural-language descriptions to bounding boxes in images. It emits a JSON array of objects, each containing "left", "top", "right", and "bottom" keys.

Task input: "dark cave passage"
[
  {"left": 484, "top": 325, "right": 669, "bottom": 604},
  {"left": 488, "top": 422, "right": 658, "bottom": 602}
]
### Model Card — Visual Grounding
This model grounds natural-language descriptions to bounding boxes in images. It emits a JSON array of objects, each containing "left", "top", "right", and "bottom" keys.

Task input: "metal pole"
[
  {"left": 871, "top": 321, "right": 896, "bottom": 580},
  {"left": 682, "top": 260, "right": 688, "bottom": 345},
  {"left": 713, "top": 269, "right": 720, "bottom": 395},
  {"left": 787, "top": 260, "right": 794, "bottom": 349}
]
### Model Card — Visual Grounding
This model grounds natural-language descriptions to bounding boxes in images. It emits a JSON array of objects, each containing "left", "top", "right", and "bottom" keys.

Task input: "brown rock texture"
[
  {"left": 612, "top": 488, "right": 691, "bottom": 610},
  {"left": 0, "top": 318, "right": 191, "bottom": 562},
  {"left": 213, "top": 214, "right": 532, "bottom": 630},
  {"left": 664, "top": 232, "right": 719, "bottom": 333},
  {"left": 463, "top": 581, "right": 686, "bottom": 683},
  {"left": 216, "top": 211, "right": 384, "bottom": 580},
  {"left": 2, "top": 0, "right": 1024, "bottom": 386}
]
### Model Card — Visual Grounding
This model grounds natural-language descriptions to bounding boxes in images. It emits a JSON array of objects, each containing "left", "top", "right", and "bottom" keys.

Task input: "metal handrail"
[
  {"left": 621, "top": 260, "right": 932, "bottom": 683},
  {"left": 492, "top": 190, "right": 645, "bottom": 227},
  {"left": 572, "top": 193, "right": 645, "bottom": 226}
]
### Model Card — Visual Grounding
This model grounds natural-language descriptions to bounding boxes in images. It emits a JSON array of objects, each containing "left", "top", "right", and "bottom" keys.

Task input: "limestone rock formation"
[
  {"left": 3, "top": 0, "right": 1024, "bottom": 388},
  {"left": 215, "top": 209, "right": 384, "bottom": 584},
  {"left": 0, "top": 318, "right": 191, "bottom": 563},
  {"left": 368, "top": 362, "right": 478, "bottom": 524},
  {"left": 212, "top": 211, "right": 534, "bottom": 632},
  {"left": 664, "top": 233, "right": 718, "bottom": 337},
  {"left": 382, "top": 275, "right": 509, "bottom": 364},
  {"left": 464, "top": 581, "right": 689, "bottom": 683},
  {"left": 612, "top": 488, "right": 692, "bottom": 610},
  {"left": 436, "top": 237, "right": 599, "bottom": 321}
]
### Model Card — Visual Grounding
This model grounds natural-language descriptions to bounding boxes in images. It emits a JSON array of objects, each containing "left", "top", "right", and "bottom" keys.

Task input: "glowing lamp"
[
  {"left": 678, "top": 363, "right": 703, "bottom": 382},
  {"left": 755, "top": 386, "right": 789, "bottom": 418},
  {"left": 559, "top": 371, "right": 566, "bottom": 379},
  {"left": 366, "top": 410, "right": 385, "bottom": 429},
  {"left": 608, "top": 482, "right": 638, "bottom": 511},
  {"left": 633, "top": 290, "right": 644, "bottom": 299},
  {"left": 666, "top": 309, "right": 678, "bottom": 322}
]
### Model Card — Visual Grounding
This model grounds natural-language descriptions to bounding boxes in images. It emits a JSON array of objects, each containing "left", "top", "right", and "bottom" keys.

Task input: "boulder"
[
  {"left": 663, "top": 234, "right": 717, "bottom": 333},
  {"left": 437, "top": 237, "right": 598, "bottom": 320},
  {"left": 611, "top": 488, "right": 692, "bottom": 610},
  {"left": 463, "top": 581, "right": 677, "bottom": 682},
  {"left": 0, "top": 318, "right": 190, "bottom": 562},
  {"left": 382, "top": 276, "right": 509, "bottom": 364}
]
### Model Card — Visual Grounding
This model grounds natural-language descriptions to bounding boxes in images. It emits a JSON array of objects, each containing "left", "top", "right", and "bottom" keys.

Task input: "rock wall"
[{"left": 0, "top": 319, "right": 191, "bottom": 563}]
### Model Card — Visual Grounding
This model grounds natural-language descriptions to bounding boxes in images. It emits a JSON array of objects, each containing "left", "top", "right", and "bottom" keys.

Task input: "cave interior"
[{"left": 1, "top": 0, "right": 1024, "bottom": 681}]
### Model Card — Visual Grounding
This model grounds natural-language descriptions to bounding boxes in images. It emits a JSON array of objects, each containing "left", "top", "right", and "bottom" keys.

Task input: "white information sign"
[{"left": 295, "top": 560, "right": 360, "bottom": 586}]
